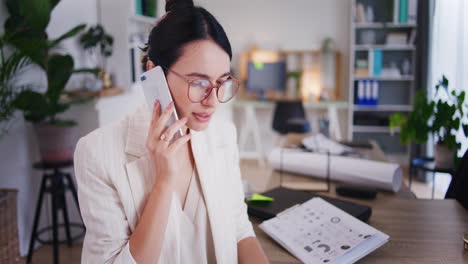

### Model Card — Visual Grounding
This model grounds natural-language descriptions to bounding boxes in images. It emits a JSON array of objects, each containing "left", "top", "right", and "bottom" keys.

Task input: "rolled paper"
[{"left": 268, "top": 148, "right": 403, "bottom": 192}]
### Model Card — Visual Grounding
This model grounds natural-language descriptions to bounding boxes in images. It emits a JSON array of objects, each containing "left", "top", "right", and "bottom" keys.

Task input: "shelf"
[
  {"left": 355, "top": 45, "right": 415, "bottom": 51},
  {"left": 353, "top": 105, "right": 413, "bottom": 112},
  {"left": 130, "top": 14, "right": 157, "bottom": 24},
  {"left": 355, "top": 23, "right": 417, "bottom": 29},
  {"left": 354, "top": 76, "right": 414, "bottom": 81},
  {"left": 353, "top": 125, "right": 400, "bottom": 133}
]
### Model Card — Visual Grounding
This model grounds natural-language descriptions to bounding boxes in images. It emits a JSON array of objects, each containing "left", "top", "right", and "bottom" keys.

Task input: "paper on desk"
[
  {"left": 268, "top": 148, "right": 402, "bottom": 192},
  {"left": 259, "top": 197, "right": 389, "bottom": 264}
]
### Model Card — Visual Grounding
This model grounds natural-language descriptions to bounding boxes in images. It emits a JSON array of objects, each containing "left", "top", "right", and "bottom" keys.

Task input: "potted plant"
[
  {"left": 0, "top": 31, "right": 34, "bottom": 138},
  {"left": 390, "top": 75, "right": 468, "bottom": 169},
  {"left": 79, "top": 24, "right": 114, "bottom": 90},
  {"left": 4, "top": 0, "right": 97, "bottom": 163}
]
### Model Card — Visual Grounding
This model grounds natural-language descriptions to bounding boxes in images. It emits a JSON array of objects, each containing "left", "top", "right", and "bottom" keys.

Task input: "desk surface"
[
  {"left": 242, "top": 160, "right": 468, "bottom": 264},
  {"left": 250, "top": 198, "right": 468, "bottom": 264}
]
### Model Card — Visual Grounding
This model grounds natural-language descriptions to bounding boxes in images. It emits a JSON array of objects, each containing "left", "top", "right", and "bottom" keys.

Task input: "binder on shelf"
[
  {"left": 407, "top": 0, "right": 418, "bottom": 24},
  {"left": 372, "top": 80, "right": 379, "bottom": 105},
  {"left": 399, "top": 0, "right": 408, "bottom": 24},
  {"left": 356, "top": 80, "right": 365, "bottom": 105},
  {"left": 365, "top": 79, "right": 372, "bottom": 105},
  {"left": 373, "top": 50, "right": 382, "bottom": 76}
]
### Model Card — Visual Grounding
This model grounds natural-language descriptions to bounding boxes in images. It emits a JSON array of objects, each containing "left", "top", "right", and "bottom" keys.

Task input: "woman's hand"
[{"left": 145, "top": 100, "right": 192, "bottom": 189}]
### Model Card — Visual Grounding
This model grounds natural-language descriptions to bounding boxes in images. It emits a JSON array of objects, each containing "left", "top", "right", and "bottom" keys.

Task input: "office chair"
[
  {"left": 272, "top": 100, "right": 311, "bottom": 135},
  {"left": 445, "top": 149, "right": 468, "bottom": 210}
]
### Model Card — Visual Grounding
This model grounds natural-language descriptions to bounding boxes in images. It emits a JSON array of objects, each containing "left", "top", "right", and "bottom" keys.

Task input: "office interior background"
[{"left": 0, "top": 0, "right": 467, "bottom": 263}]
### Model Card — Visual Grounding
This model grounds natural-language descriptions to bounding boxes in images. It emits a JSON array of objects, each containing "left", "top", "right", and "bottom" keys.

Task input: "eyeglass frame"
[{"left": 162, "top": 66, "right": 240, "bottom": 103}]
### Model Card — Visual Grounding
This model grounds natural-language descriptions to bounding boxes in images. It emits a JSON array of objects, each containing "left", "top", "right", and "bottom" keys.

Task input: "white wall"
[{"left": 0, "top": 0, "right": 99, "bottom": 256}]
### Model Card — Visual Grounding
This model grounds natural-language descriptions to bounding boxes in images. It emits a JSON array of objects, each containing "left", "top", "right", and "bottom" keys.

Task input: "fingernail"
[
  {"left": 182, "top": 117, "right": 188, "bottom": 122},
  {"left": 166, "top": 102, "right": 173, "bottom": 110},
  {"left": 154, "top": 100, "right": 159, "bottom": 107}
]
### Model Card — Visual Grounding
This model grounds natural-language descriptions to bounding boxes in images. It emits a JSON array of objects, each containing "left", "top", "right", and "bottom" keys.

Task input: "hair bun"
[{"left": 165, "top": 0, "right": 194, "bottom": 12}]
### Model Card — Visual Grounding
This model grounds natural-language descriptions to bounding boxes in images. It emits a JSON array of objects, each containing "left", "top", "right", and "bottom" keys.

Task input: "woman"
[{"left": 73, "top": 0, "right": 269, "bottom": 263}]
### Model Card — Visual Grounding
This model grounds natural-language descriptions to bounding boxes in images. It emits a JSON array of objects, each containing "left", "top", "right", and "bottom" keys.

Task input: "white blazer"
[{"left": 74, "top": 104, "right": 255, "bottom": 263}]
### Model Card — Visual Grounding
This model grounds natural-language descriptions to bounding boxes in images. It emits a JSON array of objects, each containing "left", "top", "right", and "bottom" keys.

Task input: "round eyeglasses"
[{"left": 164, "top": 68, "right": 240, "bottom": 103}]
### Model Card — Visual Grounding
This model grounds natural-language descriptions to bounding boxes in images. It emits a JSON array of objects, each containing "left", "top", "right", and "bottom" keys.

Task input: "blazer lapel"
[
  {"left": 124, "top": 105, "right": 153, "bottom": 231},
  {"left": 191, "top": 129, "right": 235, "bottom": 263}
]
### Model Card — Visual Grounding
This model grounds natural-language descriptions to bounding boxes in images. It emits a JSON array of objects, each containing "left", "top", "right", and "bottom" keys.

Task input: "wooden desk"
[
  {"left": 251, "top": 198, "right": 468, "bottom": 264},
  {"left": 242, "top": 160, "right": 468, "bottom": 263}
]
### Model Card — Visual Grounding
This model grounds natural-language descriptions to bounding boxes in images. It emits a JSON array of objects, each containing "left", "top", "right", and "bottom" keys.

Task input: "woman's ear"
[{"left": 146, "top": 60, "right": 156, "bottom": 71}]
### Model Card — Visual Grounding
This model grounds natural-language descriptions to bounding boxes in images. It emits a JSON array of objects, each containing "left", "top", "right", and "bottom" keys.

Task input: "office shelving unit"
[
  {"left": 98, "top": 0, "right": 159, "bottom": 90},
  {"left": 348, "top": 0, "right": 418, "bottom": 159}
]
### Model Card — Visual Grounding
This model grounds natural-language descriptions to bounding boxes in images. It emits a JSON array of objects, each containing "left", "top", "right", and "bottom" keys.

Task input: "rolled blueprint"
[{"left": 268, "top": 148, "right": 402, "bottom": 192}]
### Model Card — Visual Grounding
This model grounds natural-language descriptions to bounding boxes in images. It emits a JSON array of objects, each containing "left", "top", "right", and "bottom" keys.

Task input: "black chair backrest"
[
  {"left": 445, "top": 149, "right": 468, "bottom": 210},
  {"left": 272, "top": 100, "right": 308, "bottom": 135}
]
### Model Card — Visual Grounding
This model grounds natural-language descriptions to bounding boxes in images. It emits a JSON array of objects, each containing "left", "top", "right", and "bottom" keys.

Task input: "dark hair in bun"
[
  {"left": 142, "top": 0, "right": 232, "bottom": 73},
  {"left": 165, "top": 0, "right": 194, "bottom": 12}
]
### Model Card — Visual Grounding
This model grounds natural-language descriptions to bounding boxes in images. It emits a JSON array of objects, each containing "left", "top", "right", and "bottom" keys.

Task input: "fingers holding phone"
[{"left": 145, "top": 99, "right": 191, "bottom": 188}]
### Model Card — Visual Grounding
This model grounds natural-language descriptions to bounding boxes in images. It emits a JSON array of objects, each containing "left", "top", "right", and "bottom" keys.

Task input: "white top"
[{"left": 158, "top": 168, "right": 216, "bottom": 264}]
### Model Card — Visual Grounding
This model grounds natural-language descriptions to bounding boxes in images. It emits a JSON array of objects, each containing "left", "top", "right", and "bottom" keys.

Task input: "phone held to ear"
[{"left": 140, "top": 66, "right": 184, "bottom": 140}]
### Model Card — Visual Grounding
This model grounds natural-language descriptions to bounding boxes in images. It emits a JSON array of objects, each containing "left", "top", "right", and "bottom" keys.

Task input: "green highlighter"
[{"left": 246, "top": 193, "right": 274, "bottom": 203}]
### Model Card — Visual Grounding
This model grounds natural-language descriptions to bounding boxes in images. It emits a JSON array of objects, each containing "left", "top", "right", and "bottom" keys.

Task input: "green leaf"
[
  {"left": 389, "top": 113, "right": 405, "bottom": 131},
  {"left": 12, "top": 90, "right": 49, "bottom": 122},
  {"left": 18, "top": 0, "right": 52, "bottom": 31},
  {"left": 463, "top": 124, "right": 468, "bottom": 138},
  {"left": 7, "top": 37, "right": 49, "bottom": 69},
  {"left": 441, "top": 75, "right": 448, "bottom": 89},
  {"left": 46, "top": 54, "right": 74, "bottom": 103},
  {"left": 48, "top": 24, "right": 86, "bottom": 49}
]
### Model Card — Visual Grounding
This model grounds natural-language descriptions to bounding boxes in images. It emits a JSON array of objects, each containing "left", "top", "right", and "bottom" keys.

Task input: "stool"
[{"left": 26, "top": 160, "right": 85, "bottom": 264}]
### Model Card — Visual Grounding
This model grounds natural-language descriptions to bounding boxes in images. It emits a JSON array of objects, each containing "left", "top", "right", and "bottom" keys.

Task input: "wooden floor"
[{"left": 24, "top": 159, "right": 450, "bottom": 263}]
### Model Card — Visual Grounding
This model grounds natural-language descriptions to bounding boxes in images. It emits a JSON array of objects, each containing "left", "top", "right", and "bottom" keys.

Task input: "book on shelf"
[
  {"left": 141, "top": 0, "right": 156, "bottom": 17},
  {"left": 355, "top": 3, "right": 366, "bottom": 23},
  {"left": 372, "top": 50, "right": 382, "bottom": 76},
  {"left": 129, "top": 37, "right": 146, "bottom": 83},
  {"left": 399, "top": 0, "right": 408, "bottom": 23},
  {"left": 407, "top": 0, "right": 418, "bottom": 24},
  {"left": 408, "top": 29, "right": 417, "bottom": 45},
  {"left": 393, "top": 0, "right": 399, "bottom": 24},
  {"left": 367, "top": 50, "right": 374, "bottom": 79},
  {"left": 386, "top": 33, "right": 408, "bottom": 45},
  {"left": 135, "top": 0, "right": 143, "bottom": 15}
]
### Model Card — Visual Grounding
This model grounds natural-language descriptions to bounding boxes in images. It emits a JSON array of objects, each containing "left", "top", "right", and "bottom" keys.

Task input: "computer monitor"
[{"left": 246, "top": 61, "right": 287, "bottom": 98}]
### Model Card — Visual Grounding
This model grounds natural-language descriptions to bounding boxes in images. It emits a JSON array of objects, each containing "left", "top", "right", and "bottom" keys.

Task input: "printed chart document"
[{"left": 259, "top": 198, "right": 389, "bottom": 264}]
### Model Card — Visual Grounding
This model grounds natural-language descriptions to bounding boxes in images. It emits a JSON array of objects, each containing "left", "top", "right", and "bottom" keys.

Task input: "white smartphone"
[{"left": 140, "top": 66, "right": 183, "bottom": 140}]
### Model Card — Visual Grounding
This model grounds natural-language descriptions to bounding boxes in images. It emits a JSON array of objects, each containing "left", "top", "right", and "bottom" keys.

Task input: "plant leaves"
[
  {"left": 12, "top": 90, "right": 49, "bottom": 122},
  {"left": 18, "top": 0, "right": 52, "bottom": 32},
  {"left": 48, "top": 24, "right": 86, "bottom": 49},
  {"left": 46, "top": 54, "right": 74, "bottom": 104}
]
